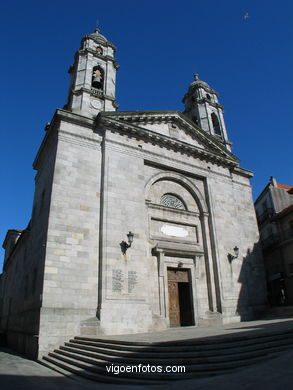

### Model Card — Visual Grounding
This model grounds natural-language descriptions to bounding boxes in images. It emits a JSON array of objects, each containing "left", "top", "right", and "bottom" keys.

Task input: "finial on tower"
[
  {"left": 95, "top": 19, "right": 100, "bottom": 33},
  {"left": 194, "top": 73, "right": 199, "bottom": 81}
]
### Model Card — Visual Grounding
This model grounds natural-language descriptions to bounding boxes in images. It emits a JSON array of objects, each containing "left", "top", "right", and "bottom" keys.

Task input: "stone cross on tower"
[{"left": 65, "top": 28, "right": 119, "bottom": 117}]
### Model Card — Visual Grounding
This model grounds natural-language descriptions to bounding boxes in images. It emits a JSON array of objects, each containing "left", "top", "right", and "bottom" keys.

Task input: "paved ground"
[
  {"left": 1, "top": 317, "right": 293, "bottom": 390},
  {"left": 97, "top": 317, "right": 293, "bottom": 343},
  {"left": 0, "top": 348, "right": 136, "bottom": 390}
]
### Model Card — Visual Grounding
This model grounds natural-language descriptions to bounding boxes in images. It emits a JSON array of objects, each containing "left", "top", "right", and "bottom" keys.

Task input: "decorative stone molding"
[
  {"left": 147, "top": 202, "right": 200, "bottom": 217},
  {"left": 77, "top": 48, "right": 119, "bottom": 68},
  {"left": 98, "top": 115, "right": 238, "bottom": 168},
  {"left": 71, "top": 87, "right": 117, "bottom": 104},
  {"left": 160, "top": 194, "right": 186, "bottom": 210},
  {"left": 187, "top": 97, "right": 224, "bottom": 110},
  {"left": 100, "top": 111, "right": 238, "bottom": 164},
  {"left": 188, "top": 82, "right": 218, "bottom": 96},
  {"left": 82, "top": 34, "right": 116, "bottom": 51},
  {"left": 145, "top": 171, "right": 209, "bottom": 215}
]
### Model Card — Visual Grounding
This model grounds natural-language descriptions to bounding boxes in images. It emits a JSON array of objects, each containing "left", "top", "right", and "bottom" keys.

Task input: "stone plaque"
[
  {"left": 128, "top": 271, "right": 138, "bottom": 293},
  {"left": 161, "top": 224, "right": 189, "bottom": 237},
  {"left": 112, "top": 269, "right": 124, "bottom": 292},
  {"left": 151, "top": 218, "right": 198, "bottom": 243}
]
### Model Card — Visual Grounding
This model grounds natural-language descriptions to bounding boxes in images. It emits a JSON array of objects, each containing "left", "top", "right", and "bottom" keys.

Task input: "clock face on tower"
[{"left": 90, "top": 99, "right": 102, "bottom": 109}]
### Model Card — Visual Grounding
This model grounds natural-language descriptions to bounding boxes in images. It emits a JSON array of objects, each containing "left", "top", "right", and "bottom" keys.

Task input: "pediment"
[{"left": 99, "top": 111, "right": 239, "bottom": 166}]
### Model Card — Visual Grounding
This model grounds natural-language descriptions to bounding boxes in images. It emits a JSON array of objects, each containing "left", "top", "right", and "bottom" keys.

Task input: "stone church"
[{"left": 0, "top": 28, "right": 267, "bottom": 358}]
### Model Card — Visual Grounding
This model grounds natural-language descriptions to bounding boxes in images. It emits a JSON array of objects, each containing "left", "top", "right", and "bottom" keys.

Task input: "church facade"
[{"left": 0, "top": 29, "right": 267, "bottom": 359}]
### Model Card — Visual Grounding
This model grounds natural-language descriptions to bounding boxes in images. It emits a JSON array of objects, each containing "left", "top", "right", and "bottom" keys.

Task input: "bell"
[{"left": 92, "top": 77, "right": 102, "bottom": 89}]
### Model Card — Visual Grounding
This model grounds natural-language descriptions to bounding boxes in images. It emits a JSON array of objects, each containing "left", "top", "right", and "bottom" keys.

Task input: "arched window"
[
  {"left": 160, "top": 193, "right": 186, "bottom": 210},
  {"left": 206, "top": 94, "right": 211, "bottom": 101},
  {"left": 96, "top": 46, "right": 103, "bottom": 55},
  {"left": 92, "top": 66, "right": 104, "bottom": 90},
  {"left": 211, "top": 113, "right": 222, "bottom": 136}
]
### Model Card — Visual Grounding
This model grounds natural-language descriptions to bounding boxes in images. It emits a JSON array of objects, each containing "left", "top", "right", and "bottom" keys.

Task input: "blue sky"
[{"left": 0, "top": 0, "right": 292, "bottom": 269}]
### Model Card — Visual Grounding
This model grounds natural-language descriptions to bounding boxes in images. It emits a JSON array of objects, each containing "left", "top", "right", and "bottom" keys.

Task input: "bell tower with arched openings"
[
  {"left": 65, "top": 28, "right": 119, "bottom": 117},
  {"left": 182, "top": 74, "right": 232, "bottom": 151}
]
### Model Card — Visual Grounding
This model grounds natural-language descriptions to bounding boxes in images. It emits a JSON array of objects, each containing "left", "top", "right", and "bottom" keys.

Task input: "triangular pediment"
[{"left": 98, "top": 111, "right": 239, "bottom": 166}]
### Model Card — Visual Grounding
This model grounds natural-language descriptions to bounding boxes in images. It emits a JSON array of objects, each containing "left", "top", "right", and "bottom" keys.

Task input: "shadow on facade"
[{"left": 234, "top": 242, "right": 268, "bottom": 321}]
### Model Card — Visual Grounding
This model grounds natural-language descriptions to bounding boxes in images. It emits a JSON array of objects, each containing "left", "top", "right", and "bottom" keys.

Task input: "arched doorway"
[{"left": 145, "top": 172, "right": 210, "bottom": 327}]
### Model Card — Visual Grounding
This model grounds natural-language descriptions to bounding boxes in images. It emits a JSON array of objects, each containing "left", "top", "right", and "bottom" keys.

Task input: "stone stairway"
[{"left": 40, "top": 327, "right": 293, "bottom": 384}]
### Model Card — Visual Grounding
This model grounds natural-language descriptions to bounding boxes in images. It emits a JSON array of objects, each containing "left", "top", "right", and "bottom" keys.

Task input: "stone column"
[
  {"left": 201, "top": 212, "right": 218, "bottom": 312},
  {"left": 155, "top": 249, "right": 167, "bottom": 317}
]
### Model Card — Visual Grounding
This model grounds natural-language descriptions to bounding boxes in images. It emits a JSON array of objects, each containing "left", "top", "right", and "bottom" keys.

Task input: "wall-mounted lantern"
[
  {"left": 120, "top": 231, "right": 134, "bottom": 255},
  {"left": 228, "top": 246, "right": 239, "bottom": 263}
]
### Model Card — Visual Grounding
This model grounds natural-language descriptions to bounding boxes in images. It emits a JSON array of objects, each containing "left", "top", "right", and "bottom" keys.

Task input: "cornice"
[
  {"left": 97, "top": 114, "right": 238, "bottom": 168},
  {"left": 232, "top": 166, "right": 254, "bottom": 179},
  {"left": 100, "top": 111, "right": 238, "bottom": 163},
  {"left": 76, "top": 48, "right": 119, "bottom": 68},
  {"left": 147, "top": 202, "right": 200, "bottom": 217},
  {"left": 82, "top": 35, "right": 116, "bottom": 51},
  {"left": 152, "top": 241, "right": 204, "bottom": 257},
  {"left": 71, "top": 87, "right": 117, "bottom": 103},
  {"left": 190, "top": 83, "right": 218, "bottom": 96},
  {"left": 55, "top": 108, "right": 94, "bottom": 128},
  {"left": 33, "top": 109, "right": 95, "bottom": 170},
  {"left": 192, "top": 97, "right": 224, "bottom": 110}
]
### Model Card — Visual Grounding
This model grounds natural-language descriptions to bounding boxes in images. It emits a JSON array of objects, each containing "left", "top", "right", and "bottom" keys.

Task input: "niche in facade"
[
  {"left": 211, "top": 112, "right": 222, "bottom": 137},
  {"left": 92, "top": 66, "right": 104, "bottom": 90}
]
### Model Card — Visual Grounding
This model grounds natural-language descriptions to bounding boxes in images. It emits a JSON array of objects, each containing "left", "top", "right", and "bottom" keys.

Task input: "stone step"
[
  {"left": 56, "top": 343, "right": 290, "bottom": 365},
  {"left": 60, "top": 338, "right": 293, "bottom": 364},
  {"left": 74, "top": 328, "right": 293, "bottom": 346},
  {"left": 46, "top": 352, "right": 189, "bottom": 381},
  {"left": 69, "top": 330, "right": 293, "bottom": 353},
  {"left": 42, "top": 325, "right": 293, "bottom": 383},
  {"left": 44, "top": 350, "right": 274, "bottom": 381},
  {"left": 42, "top": 355, "right": 166, "bottom": 385}
]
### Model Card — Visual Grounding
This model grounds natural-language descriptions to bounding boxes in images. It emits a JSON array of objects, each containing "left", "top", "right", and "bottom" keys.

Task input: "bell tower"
[
  {"left": 65, "top": 28, "right": 119, "bottom": 117},
  {"left": 182, "top": 74, "right": 231, "bottom": 150}
]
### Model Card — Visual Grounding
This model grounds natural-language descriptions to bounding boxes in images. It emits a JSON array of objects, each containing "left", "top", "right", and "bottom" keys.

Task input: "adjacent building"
[
  {"left": 0, "top": 28, "right": 267, "bottom": 359},
  {"left": 255, "top": 177, "right": 293, "bottom": 306}
]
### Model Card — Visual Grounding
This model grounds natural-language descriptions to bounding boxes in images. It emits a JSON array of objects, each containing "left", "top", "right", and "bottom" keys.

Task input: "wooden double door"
[{"left": 167, "top": 268, "right": 194, "bottom": 327}]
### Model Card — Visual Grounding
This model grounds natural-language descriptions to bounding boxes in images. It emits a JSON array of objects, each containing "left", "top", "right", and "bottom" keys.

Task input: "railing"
[{"left": 91, "top": 87, "right": 103, "bottom": 97}]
